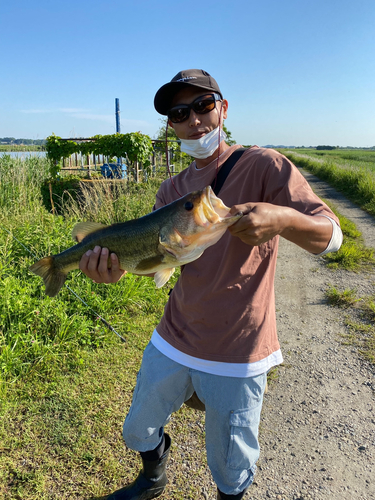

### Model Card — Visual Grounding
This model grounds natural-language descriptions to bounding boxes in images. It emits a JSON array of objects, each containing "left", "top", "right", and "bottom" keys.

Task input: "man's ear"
[{"left": 221, "top": 99, "right": 228, "bottom": 120}]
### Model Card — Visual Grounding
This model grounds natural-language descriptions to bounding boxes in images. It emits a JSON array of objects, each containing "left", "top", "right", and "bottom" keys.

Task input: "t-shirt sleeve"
[
  {"left": 261, "top": 153, "right": 340, "bottom": 225},
  {"left": 152, "top": 180, "right": 169, "bottom": 211}
]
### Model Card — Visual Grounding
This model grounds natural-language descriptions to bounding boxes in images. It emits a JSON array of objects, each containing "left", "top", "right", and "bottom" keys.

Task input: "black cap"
[{"left": 154, "top": 69, "right": 223, "bottom": 115}]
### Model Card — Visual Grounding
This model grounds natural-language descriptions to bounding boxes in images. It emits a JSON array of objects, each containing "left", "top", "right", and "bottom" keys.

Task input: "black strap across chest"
[{"left": 211, "top": 147, "right": 247, "bottom": 195}]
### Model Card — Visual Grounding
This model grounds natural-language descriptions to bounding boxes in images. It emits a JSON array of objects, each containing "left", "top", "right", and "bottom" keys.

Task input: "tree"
[
  {"left": 316, "top": 145, "right": 336, "bottom": 151},
  {"left": 222, "top": 124, "right": 236, "bottom": 146},
  {"left": 155, "top": 118, "right": 180, "bottom": 142}
]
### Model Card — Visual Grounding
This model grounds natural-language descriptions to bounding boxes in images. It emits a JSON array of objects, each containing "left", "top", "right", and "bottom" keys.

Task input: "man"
[{"left": 80, "top": 69, "right": 343, "bottom": 499}]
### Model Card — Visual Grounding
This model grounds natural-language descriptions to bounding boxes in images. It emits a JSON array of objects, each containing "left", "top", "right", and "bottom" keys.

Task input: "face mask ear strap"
[
  {"left": 165, "top": 121, "right": 182, "bottom": 197},
  {"left": 211, "top": 104, "right": 225, "bottom": 192},
  {"left": 218, "top": 100, "right": 223, "bottom": 125},
  {"left": 217, "top": 104, "right": 224, "bottom": 152}
]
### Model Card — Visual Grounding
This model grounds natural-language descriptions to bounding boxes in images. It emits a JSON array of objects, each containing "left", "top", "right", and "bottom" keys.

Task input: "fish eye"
[{"left": 184, "top": 201, "right": 194, "bottom": 211}]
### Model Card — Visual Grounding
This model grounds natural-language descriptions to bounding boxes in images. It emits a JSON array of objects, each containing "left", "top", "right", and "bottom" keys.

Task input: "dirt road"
[{"left": 249, "top": 169, "right": 375, "bottom": 500}]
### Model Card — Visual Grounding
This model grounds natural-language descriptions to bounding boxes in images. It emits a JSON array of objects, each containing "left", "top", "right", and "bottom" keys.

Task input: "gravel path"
[{"left": 249, "top": 168, "right": 375, "bottom": 500}]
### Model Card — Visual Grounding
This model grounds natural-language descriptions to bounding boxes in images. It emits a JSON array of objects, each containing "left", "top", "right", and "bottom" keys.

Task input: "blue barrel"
[{"left": 101, "top": 163, "right": 127, "bottom": 179}]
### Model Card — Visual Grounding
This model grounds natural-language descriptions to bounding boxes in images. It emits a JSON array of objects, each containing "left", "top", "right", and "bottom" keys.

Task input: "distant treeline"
[
  {"left": 0, "top": 137, "right": 46, "bottom": 146},
  {"left": 316, "top": 145, "right": 337, "bottom": 150},
  {"left": 0, "top": 137, "right": 46, "bottom": 152}
]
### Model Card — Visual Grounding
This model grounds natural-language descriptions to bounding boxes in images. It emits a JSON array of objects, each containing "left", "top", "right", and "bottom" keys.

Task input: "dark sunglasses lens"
[
  {"left": 168, "top": 106, "right": 189, "bottom": 123},
  {"left": 193, "top": 96, "right": 216, "bottom": 114},
  {"left": 168, "top": 95, "right": 217, "bottom": 123}
]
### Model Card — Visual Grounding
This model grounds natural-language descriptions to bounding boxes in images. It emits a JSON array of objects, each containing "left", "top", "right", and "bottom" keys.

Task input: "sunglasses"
[{"left": 167, "top": 93, "right": 222, "bottom": 123}]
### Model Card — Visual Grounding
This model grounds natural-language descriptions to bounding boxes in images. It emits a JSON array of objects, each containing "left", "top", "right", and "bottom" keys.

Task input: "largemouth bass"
[{"left": 30, "top": 186, "right": 242, "bottom": 297}]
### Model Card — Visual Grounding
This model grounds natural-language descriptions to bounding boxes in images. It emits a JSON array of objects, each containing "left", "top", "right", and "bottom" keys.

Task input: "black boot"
[
  {"left": 107, "top": 434, "right": 171, "bottom": 500},
  {"left": 217, "top": 488, "right": 247, "bottom": 499}
]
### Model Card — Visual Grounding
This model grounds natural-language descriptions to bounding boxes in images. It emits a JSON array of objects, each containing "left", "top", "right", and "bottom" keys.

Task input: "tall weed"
[
  {"left": 0, "top": 154, "right": 50, "bottom": 217},
  {"left": 0, "top": 158, "right": 169, "bottom": 384},
  {"left": 62, "top": 177, "right": 164, "bottom": 224}
]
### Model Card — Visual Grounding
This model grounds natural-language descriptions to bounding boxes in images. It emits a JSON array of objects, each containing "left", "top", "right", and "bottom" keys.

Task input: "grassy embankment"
[
  {"left": 279, "top": 148, "right": 375, "bottom": 365},
  {"left": 0, "top": 152, "right": 374, "bottom": 499},
  {"left": 280, "top": 148, "right": 375, "bottom": 215}
]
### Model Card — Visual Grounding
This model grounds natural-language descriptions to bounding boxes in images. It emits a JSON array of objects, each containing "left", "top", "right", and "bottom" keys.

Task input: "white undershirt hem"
[{"left": 151, "top": 330, "right": 283, "bottom": 378}]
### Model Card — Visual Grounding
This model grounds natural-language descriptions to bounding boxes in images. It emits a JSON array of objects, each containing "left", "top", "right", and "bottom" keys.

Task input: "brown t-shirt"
[{"left": 154, "top": 145, "right": 339, "bottom": 363}]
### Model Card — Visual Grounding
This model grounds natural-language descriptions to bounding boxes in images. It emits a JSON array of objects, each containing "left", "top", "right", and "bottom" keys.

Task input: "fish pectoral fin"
[
  {"left": 72, "top": 222, "right": 107, "bottom": 242},
  {"left": 154, "top": 268, "right": 175, "bottom": 288},
  {"left": 135, "top": 255, "right": 165, "bottom": 272}
]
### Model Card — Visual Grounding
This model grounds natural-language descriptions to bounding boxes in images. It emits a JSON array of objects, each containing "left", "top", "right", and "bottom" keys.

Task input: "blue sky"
[{"left": 1, "top": 0, "right": 374, "bottom": 147}]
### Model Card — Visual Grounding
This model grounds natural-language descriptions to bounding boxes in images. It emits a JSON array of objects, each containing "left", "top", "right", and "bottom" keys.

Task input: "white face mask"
[{"left": 179, "top": 126, "right": 227, "bottom": 159}]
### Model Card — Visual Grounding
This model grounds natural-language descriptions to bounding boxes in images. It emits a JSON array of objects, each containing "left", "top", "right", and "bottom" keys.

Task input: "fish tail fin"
[{"left": 29, "top": 256, "right": 67, "bottom": 297}]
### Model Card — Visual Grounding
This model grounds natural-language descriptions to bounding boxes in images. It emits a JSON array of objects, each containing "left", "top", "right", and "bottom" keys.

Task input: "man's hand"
[
  {"left": 228, "top": 202, "right": 285, "bottom": 246},
  {"left": 79, "top": 246, "right": 126, "bottom": 284},
  {"left": 228, "top": 202, "right": 333, "bottom": 254}
]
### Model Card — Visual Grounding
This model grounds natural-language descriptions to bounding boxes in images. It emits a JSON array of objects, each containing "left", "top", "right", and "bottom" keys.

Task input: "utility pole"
[
  {"left": 115, "top": 98, "right": 121, "bottom": 134},
  {"left": 115, "top": 98, "right": 121, "bottom": 168}
]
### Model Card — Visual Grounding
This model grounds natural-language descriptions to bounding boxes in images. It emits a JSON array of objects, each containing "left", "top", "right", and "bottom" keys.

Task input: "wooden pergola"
[{"left": 57, "top": 137, "right": 181, "bottom": 179}]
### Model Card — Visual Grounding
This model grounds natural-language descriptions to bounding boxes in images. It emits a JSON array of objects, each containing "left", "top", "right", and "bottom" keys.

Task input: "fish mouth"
[{"left": 198, "top": 186, "right": 232, "bottom": 224}]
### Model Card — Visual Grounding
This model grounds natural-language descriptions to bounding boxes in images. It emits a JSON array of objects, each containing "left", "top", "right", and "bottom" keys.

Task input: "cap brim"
[{"left": 154, "top": 81, "right": 222, "bottom": 115}]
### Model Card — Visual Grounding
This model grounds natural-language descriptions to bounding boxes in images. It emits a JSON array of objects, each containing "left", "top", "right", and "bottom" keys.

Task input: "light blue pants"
[{"left": 123, "top": 342, "right": 267, "bottom": 495}]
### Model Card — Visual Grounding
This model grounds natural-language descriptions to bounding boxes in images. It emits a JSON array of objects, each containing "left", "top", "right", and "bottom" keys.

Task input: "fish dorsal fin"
[
  {"left": 154, "top": 268, "right": 175, "bottom": 288},
  {"left": 72, "top": 222, "right": 107, "bottom": 242}
]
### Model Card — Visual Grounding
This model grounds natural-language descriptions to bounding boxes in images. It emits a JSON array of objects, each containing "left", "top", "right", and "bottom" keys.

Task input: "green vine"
[{"left": 46, "top": 132, "right": 153, "bottom": 179}]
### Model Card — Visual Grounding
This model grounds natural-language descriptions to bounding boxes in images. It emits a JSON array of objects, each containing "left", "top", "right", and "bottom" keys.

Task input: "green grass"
[
  {"left": 0, "top": 155, "right": 203, "bottom": 498},
  {"left": 0, "top": 154, "right": 50, "bottom": 216},
  {"left": 279, "top": 149, "right": 375, "bottom": 216},
  {"left": 325, "top": 286, "right": 359, "bottom": 308},
  {"left": 0, "top": 159, "right": 172, "bottom": 385},
  {"left": 0, "top": 346, "right": 206, "bottom": 500},
  {"left": 288, "top": 148, "right": 375, "bottom": 167},
  {"left": 326, "top": 286, "right": 375, "bottom": 365},
  {"left": 321, "top": 199, "right": 374, "bottom": 271}
]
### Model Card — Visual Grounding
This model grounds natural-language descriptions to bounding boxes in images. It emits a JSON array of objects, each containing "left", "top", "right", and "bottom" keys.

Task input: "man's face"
[{"left": 168, "top": 87, "right": 228, "bottom": 141}]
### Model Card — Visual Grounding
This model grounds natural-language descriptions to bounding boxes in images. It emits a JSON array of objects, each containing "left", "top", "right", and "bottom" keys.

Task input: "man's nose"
[{"left": 188, "top": 110, "right": 201, "bottom": 126}]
